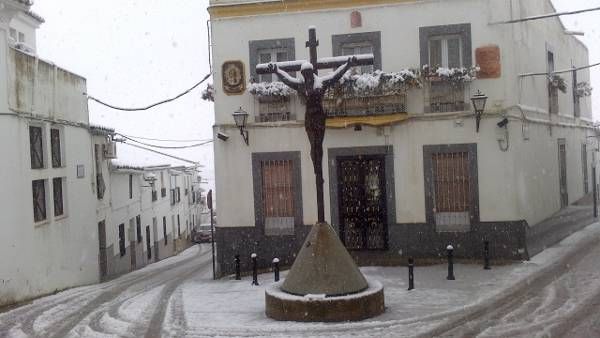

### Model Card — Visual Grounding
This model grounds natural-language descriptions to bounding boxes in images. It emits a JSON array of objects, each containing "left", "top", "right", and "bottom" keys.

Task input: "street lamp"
[
  {"left": 232, "top": 107, "right": 249, "bottom": 145},
  {"left": 471, "top": 90, "right": 488, "bottom": 133}
]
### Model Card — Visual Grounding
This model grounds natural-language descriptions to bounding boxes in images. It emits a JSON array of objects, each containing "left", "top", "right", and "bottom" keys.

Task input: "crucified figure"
[{"left": 267, "top": 56, "right": 359, "bottom": 223}]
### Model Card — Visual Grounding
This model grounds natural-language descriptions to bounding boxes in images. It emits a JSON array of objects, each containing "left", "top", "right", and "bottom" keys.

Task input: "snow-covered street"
[{"left": 2, "top": 223, "right": 600, "bottom": 338}]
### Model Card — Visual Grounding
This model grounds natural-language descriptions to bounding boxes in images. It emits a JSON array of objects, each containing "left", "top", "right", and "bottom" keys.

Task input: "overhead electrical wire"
[
  {"left": 118, "top": 133, "right": 213, "bottom": 143},
  {"left": 492, "top": 6, "right": 600, "bottom": 24},
  {"left": 119, "top": 142, "right": 202, "bottom": 165},
  {"left": 118, "top": 133, "right": 213, "bottom": 149},
  {"left": 87, "top": 73, "right": 212, "bottom": 111}
]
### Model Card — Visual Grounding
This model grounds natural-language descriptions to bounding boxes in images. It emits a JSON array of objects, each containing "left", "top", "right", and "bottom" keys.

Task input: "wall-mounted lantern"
[
  {"left": 232, "top": 107, "right": 249, "bottom": 145},
  {"left": 471, "top": 90, "right": 488, "bottom": 133}
]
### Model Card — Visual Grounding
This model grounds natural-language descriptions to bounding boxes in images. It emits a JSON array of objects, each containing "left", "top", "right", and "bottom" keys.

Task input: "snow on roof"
[
  {"left": 89, "top": 123, "right": 116, "bottom": 135},
  {"left": 25, "top": 10, "right": 44, "bottom": 23}
]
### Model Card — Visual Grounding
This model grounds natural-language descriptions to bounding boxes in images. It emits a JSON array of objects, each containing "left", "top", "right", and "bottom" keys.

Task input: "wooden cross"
[{"left": 256, "top": 26, "right": 374, "bottom": 76}]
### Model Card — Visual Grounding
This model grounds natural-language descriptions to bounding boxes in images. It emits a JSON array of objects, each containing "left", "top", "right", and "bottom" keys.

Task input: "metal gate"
[
  {"left": 337, "top": 155, "right": 387, "bottom": 250},
  {"left": 558, "top": 139, "right": 568, "bottom": 208},
  {"left": 97, "top": 220, "right": 108, "bottom": 280}
]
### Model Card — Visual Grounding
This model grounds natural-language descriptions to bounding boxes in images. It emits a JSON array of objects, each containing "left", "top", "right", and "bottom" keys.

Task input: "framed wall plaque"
[{"left": 222, "top": 61, "right": 246, "bottom": 95}]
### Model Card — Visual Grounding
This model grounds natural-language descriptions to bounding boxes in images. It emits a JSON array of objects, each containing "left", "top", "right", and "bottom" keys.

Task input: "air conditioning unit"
[{"left": 103, "top": 142, "right": 117, "bottom": 159}]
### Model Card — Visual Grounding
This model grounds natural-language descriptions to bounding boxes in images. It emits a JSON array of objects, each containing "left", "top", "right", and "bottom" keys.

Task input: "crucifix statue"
[{"left": 256, "top": 26, "right": 374, "bottom": 223}]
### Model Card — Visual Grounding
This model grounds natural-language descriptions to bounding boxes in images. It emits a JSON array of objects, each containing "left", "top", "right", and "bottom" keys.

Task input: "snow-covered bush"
[
  {"left": 422, "top": 65, "right": 480, "bottom": 84},
  {"left": 248, "top": 81, "right": 294, "bottom": 98},
  {"left": 575, "top": 81, "right": 593, "bottom": 97},
  {"left": 548, "top": 74, "right": 567, "bottom": 93}
]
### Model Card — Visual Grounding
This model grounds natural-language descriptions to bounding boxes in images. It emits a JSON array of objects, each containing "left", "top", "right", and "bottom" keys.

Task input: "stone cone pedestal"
[{"left": 265, "top": 222, "right": 385, "bottom": 322}]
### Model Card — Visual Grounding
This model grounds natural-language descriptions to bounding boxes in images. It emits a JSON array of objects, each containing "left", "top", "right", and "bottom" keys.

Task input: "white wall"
[{"left": 0, "top": 46, "right": 98, "bottom": 305}]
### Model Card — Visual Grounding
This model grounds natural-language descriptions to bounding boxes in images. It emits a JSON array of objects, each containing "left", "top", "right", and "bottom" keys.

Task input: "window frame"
[
  {"left": 32, "top": 179, "right": 48, "bottom": 224},
  {"left": 423, "top": 143, "right": 479, "bottom": 231},
  {"left": 252, "top": 152, "right": 303, "bottom": 236},
  {"left": 249, "top": 38, "right": 295, "bottom": 83},
  {"left": 332, "top": 31, "right": 382, "bottom": 71},
  {"left": 52, "top": 177, "right": 66, "bottom": 218},
  {"left": 419, "top": 23, "right": 472, "bottom": 68},
  {"left": 427, "top": 34, "right": 463, "bottom": 68},
  {"left": 50, "top": 127, "right": 64, "bottom": 168},
  {"left": 29, "top": 125, "right": 45, "bottom": 169}
]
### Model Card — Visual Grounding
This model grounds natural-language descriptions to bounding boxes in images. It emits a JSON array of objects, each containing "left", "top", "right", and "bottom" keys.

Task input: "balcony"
[{"left": 425, "top": 81, "right": 466, "bottom": 113}]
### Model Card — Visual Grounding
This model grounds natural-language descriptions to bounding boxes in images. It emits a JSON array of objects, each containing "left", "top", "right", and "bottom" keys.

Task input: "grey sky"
[{"left": 31, "top": 0, "right": 600, "bottom": 193}]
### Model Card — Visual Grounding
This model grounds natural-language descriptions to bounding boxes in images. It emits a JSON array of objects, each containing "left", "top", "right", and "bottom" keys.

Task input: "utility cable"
[
  {"left": 87, "top": 73, "right": 211, "bottom": 111},
  {"left": 119, "top": 141, "right": 201, "bottom": 165},
  {"left": 492, "top": 6, "right": 600, "bottom": 24},
  {"left": 118, "top": 133, "right": 213, "bottom": 143},
  {"left": 118, "top": 133, "right": 213, "bottom": 149}
]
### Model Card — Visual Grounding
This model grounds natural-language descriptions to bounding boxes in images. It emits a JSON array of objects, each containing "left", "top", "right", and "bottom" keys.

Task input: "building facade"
[
  {"left": 0, "top": 0, "right": 206, "bottom": 306},
  {"left": 209, "top": 0, "right": 596, "bottom": 275}
]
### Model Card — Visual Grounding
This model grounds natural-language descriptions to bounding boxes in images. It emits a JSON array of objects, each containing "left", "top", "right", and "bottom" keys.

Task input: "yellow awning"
[{"left": 326, "top": 113, "right": 409, "bottom": 129}]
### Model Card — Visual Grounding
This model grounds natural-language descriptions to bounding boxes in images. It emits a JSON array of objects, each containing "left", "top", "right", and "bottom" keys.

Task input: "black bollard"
[
  {"left": 273, "top": 257, "right": 280, "bottom": 282},
  {"left": 446, "top": 245, "right": 455, "bottom": 280},
  {"left": 234, "top": 254, "right": 241, "bottom": 280},
  {"left": 408, "top": 257, "right": 415, "bottom": 290},
  {"left": 251, "top": 253, "right": 259, "bottom": 286},
  {"left": 483, "top": 240, "right": 491, "bottom": 270}
]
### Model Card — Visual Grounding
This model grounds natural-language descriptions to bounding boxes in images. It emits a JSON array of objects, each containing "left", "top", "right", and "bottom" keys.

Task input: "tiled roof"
[{"left": 25, "top": 10, "right": 44, "bottom": 23}]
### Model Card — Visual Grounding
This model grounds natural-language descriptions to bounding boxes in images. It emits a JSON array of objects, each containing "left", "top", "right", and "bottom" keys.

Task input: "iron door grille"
[
  {"left": 338, "top": 156, "right": 388, "bottom": 250},
  {"left": 261, "top": 160, "right": 295, "bottom": 235},
  {"left": 432, "top": 151, "right": 471, "bottom": 230}
]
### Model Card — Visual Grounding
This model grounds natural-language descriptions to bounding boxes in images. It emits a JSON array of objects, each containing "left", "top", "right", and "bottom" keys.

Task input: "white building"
[
  {"left": 208, "top": 0, "right": 596, "bottom": 275},
  {"left": 0, "top": 0, "right": 100, "bottom": 306},
  {"left": 0, "top": 0, "right": 207, "bottom": 306}
]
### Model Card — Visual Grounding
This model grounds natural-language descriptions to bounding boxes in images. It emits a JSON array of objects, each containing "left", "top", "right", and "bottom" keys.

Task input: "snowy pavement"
[{"left": 1, "top": 222, "right": 600, "bottom": 337}]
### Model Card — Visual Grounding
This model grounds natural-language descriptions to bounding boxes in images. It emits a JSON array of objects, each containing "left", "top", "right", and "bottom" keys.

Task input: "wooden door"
[
  {"left": 558, "top": 139, "right": 568, "bottom": 208},
  {"left": 98, "top": 220, "right": 108, "bottom": 280}
]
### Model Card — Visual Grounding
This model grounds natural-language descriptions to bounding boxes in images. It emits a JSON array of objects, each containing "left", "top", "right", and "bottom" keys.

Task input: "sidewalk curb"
[{"left": 415, "top": 222, "right": 600, "bottom": 338}]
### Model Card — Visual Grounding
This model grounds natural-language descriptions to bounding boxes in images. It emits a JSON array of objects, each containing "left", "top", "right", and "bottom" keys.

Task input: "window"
[
  {"left": 9, "top": 28, "right": 16, "bottom": 40},
  {"left": 342, "top": 42, "right": 374, "bottom": 73},
  {"left": 252, "top": 152, "right": 302, "bottom": 236},
  {"left": 332, "top": 31, "right": 382, "bottom": 71},
  {"left": 573, "top": 68, "right": 580, "bottom": 117},
  {"left": 53, "top": 177, "right": 64, "bottom": 217},
  {"left": 95, "top": 144, "right": 106, "bottom": 199},
  {"left": 18, "top": 32, "right": 25, "bottom": 43},
  {"left": 118, "top": 223, "right": 126, "bottom": 256},
  {"left": 428, "top": 35, "right": 462, "bottom": 68},
  {"left": 51, "top": 128, "right": 62, "bottom": 168},
  {"left": 249, "top": 38, "right": 295, "bottom": 82},
  {"left": 424, "top": 144, "right": 479, "bottom": 232},
  {"left": 129, "top": 174, "right": 133, "bottom": 199},
  {"left": 419, "top": 24, "right": 472, "bottom": 68},
  {"left": 32, "top": 179, "right": 47, "bottom": 223},
  {"left": 177, "top": 214, "right": 181, "bottom": 238},
  {"left": 136, "top": 215, "right": 142, "bottom": 243},
  {"left": 160, "top": 172, "right": 166, "bottom": 197},
  {"left": 548, "top": 50, "right": 559, "bottom": 114},
  {"left": 163, "top": 216, "right": 168, "bottom": 245},
  {"left": 29, "top": 126, "right": 44, "bottom": 169},
  {"left": 258, "top": 48, "right": 289, "bottom": 82}
]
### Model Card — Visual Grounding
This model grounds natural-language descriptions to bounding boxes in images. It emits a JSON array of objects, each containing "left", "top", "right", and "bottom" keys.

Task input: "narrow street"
[{"left": 0, "top": 244, "right": 213, "bottom": 338}]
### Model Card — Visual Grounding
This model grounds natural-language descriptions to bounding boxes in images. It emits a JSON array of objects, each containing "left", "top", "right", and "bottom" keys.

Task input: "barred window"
[
  {"left": 432, "top": 152, "right": 471, "bottom": 230},
  {"left": 32, "top": 179, "right": 47, "bottom": 223},
  {"left": 262, "top": 160, "right": 294, "bottom": 235},
  {"left": 51, "top": 128, "right": 62, "bottom": 168},
  {"left": 118, "top": 223, "right": 126, "bottom": 256},
  {"left": 29, "top": 126, "right": 44, "bottom": 169},
  {"left": 53, "top": 177, "right": 64, "bottom": 217}
]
